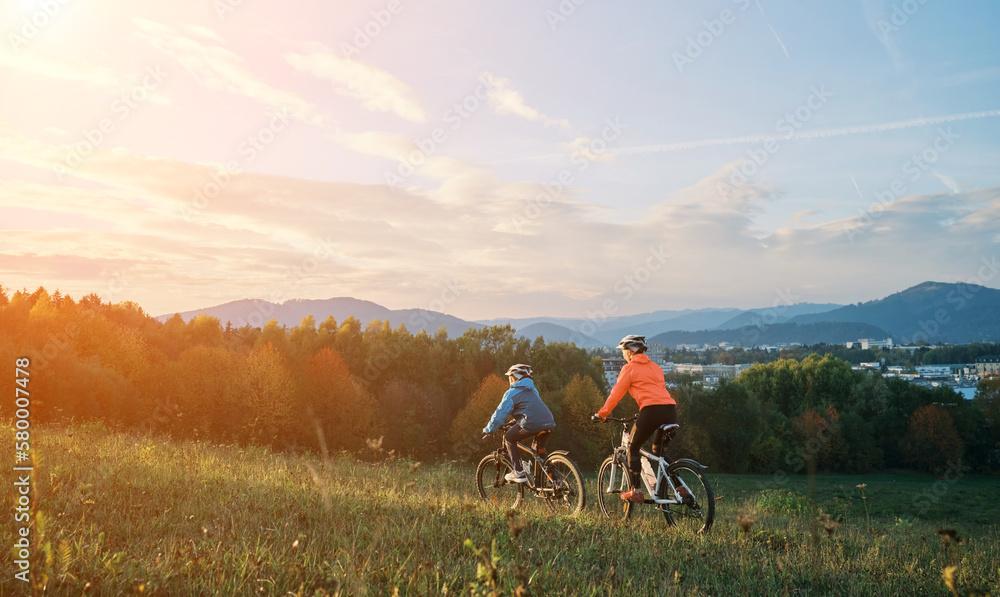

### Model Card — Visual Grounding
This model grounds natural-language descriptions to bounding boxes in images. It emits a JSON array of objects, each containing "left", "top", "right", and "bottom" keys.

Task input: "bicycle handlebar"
[{"left": 593, "top": 414, "right": 638, "bottom": 424}]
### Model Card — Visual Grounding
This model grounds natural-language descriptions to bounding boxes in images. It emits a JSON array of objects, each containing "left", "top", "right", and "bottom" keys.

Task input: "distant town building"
[
  {"left": 976, "top": 355, "right": 1000, "bottom": 377},
  {"left": 675, "top": 344, "right": 703, "bottom": 352},
  {"left": 646, "top": 342, "right": 668, "bottom": 364},
  {"left": 673, "top": 363, "right": 751, "bottom": 379},
  {"left": 845, "top": 338, "right": 894, "bottom": 350},
  {"left": 915, "top": 365, "right": 953, "bottom": 379},
  {"left": 896, "top": 344, "right": 942, "bottom": 353},
  {"left": 602, "top": 357, "right": 627, "bottom": 387}
]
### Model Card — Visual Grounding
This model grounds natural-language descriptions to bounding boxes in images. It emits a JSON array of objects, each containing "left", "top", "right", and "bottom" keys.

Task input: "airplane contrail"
[{"left": 609, "top": 109, "right": 1000, "bottom": 157}]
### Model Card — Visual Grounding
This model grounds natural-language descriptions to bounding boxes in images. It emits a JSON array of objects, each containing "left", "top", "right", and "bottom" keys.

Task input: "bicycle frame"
[
  {"left": 487, "top": 423, "right": 567, "bottom": 494},
  {"left": 605, "top": 421, "right": 703, "bottom": 506}
]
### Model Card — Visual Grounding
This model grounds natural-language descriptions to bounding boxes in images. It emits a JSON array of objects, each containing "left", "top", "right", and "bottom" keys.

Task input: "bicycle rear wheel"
[
  {"left": 596, "top": 456, "right": 633, "bottom": 520},
  {"left": 661, "top": 463, "right": 714, "bottom": 534},
  {"left": 540, "top": 454, "right": 585, "bottom": 516},
  {"left": 476, "top": 454, "right": 523, "bottom": 510}
]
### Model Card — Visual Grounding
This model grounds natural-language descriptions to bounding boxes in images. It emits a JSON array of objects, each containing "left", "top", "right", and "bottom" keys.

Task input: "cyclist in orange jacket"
[{"left": 594, "top": 335, "right": 677, "bottom": 503}]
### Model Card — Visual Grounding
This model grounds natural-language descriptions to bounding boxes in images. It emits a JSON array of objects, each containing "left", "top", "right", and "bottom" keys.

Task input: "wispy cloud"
[
  {"left": 132, "top": 18, "right": 324, "bottom": 125},
  {"left": 285, "top": 45, "right": 426, "bottom": 123},
  {"left": 934, "top": 172, "right": 961, "bottom": 194},
  {"left": 483, "top": 72, "right": 570, "bottom": 129},
  {"left": 0, "top": 45, "right": 123, "bottom": 90},
  {"left": 5, "top": 131, "right": 996, "bottom": 317}
]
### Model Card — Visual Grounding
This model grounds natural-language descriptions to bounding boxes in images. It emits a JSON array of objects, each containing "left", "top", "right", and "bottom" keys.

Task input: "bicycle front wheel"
[
  {"left": 597, "top": 456, "right": 633, "bottom": 520},
  {"left": 476, "top": 454, "right": 523, "bottom": 510},
  {"left": 541, "top": 454, "right": 585, "bottom": 516},
  {"left": 661, "top": 463, "right": 714, "bottom": 534}
]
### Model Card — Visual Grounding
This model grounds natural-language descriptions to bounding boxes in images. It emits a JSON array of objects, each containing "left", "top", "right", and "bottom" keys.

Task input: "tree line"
[
  {"left": 668, "top": 354, "right": 1000, "bottom": 474},
  {"left": 0, "top": 286, "right": 612, "bottom": 465},
  {"left": 1, "top": 285, "right": 997, "bottom": 472}
]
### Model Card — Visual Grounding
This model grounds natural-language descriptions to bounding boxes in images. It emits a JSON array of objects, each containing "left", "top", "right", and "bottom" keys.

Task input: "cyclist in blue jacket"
[{"left": 483, "top": 364, "right": 556, "bottom": 483}]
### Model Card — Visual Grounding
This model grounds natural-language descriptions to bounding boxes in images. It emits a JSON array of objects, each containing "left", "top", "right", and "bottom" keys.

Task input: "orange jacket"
[{"left": 597, "top": 353, "right": 674, "bottom": 418}]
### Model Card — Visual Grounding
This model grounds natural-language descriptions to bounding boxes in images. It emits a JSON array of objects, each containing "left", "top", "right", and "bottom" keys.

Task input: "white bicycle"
[{"left": 595, "top": 415, "right": 715, "bottom": 534}]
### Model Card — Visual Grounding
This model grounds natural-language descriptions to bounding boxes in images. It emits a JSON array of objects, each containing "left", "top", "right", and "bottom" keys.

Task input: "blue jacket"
[{"left": 484, "top": 378, "right": 556, "bottom": 434}]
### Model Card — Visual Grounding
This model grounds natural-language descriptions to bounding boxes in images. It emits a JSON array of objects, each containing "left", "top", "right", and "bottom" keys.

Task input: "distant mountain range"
[
  {"left": 788, "top": 281, "right": 1000, "bottom": 345},
  {"left": 157, "top": 281, "right": 1000, "bottom": 347},
  {"left": 158, "top": 297, "right": 484, "bottom": 338}
]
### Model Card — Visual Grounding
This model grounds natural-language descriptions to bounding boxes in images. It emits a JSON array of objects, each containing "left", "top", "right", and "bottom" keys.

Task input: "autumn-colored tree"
[
  {"left": 559, "top": 374, "right": 613, "bottom": 467},
  {"left": 299, "top": 348, "right": 376, "bottom": 453},
  {"left": 790, "top": 406, "right": 847, "bottom": 472},
  {"left": 257, "top": 319, "right": 290, "bottom": 356},
  {"left": 288, "top": 315, "right": 318, "bottom": 359},
  {"left": 233, "top": 343, "right": 295, "bottom": 445},
  {"left": 449, "top": 374, "right": 509, "bottom": 460},
  {"left": 187, "top": 314, "right": 224, "bottom": 347},
  {"left": 170, "top": 345, "right": 237, "bottom": 438},
  {"left": 901, "top": 404, "right": 964, "bottom": 473}
]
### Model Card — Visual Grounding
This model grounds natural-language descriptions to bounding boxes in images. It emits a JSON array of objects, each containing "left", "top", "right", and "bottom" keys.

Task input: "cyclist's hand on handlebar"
[{"left": 591, "top": 413, "right": 605, "bottom": 422}]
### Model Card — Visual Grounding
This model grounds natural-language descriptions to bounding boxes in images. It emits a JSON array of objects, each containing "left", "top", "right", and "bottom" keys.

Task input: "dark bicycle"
[
  {"left": 595, "top": 414, "right": 714, "bottom": 533},
  {"left": 475, "top": 420, "right": 585, "bottom": 516}
]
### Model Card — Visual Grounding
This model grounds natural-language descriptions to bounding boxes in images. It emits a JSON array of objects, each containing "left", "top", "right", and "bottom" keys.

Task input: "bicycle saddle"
[{"left": 658, "top": 423, "right": 680, "bottom": 437}]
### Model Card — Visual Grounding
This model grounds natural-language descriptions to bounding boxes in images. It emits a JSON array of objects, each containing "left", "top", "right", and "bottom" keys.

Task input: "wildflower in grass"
[
  {"left": 856, "top": 483, "right": 872, "bottom": 533},
  {"left": 506, "top": 510, "right": 526, "bottom": 539},
  {"left": 942, "top": 565, "right": 959, "bottom": 597},
  {"left": 937, "top": 528, "right": 963, "bottom": 545},
  {"left": 818, "top": 513, "right": 839, "bottom": 537},
  {"left": 409, "top": 461, "right": 422, "bottom": 472},
  {"left": 366, "top": 436, "right": 384, "bottom": 452},
  {"left": 736, "top": 516, "right": 755, "bottom": 533}
]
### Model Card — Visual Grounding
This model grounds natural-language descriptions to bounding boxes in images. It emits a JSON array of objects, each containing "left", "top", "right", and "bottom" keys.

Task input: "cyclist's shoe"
[
  {"left": 620, "top": 488, "right": 645, "bottom": 503},
  {"left": 504, "top": 469, "right": 528, "bottom": 483}
]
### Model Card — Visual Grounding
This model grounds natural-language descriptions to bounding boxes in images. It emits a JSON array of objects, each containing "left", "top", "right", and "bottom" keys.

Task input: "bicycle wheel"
[
  {"left": 596, "top": 456, "right": 633, "bottom": 520},
  {"left": 661, "top": 463, "right": 714, "bottom": 534},
  {"left": 476, "top": 454, "right": 523, "bottom": 510},
  {"left": 541, "top": 454, "right": 585, "bottom": 516}
]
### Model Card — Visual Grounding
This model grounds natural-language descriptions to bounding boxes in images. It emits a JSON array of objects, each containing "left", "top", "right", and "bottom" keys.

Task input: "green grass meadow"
[{"left": 2, "top": 422, "right": 999, "bottom": 596}]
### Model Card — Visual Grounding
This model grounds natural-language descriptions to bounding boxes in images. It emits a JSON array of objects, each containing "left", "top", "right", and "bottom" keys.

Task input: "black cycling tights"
[{"left": 628, "top": 404, "right": 678, "bottom": 489}]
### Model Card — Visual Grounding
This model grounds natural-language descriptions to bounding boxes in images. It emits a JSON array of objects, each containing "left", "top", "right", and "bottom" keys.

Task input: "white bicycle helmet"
[
  {"left": 504, "top": 363, "right": 533, "bottom": 380},
  {"left": 616, "top": 335, "right": 647, "bottom": 353}
]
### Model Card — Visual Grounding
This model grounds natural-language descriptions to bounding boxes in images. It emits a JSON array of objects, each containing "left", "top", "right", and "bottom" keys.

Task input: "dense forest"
[{"left": 1, "top": 285, "right": 998, "bottom": 474}]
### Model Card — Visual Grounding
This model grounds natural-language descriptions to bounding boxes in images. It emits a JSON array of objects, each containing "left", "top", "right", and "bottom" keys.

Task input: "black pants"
[
  {"left": 628, "top": 404, "right": 678, "bottom": 488},
  {"left": 504, "top": 425, "right": 551, "bottom": 473}
]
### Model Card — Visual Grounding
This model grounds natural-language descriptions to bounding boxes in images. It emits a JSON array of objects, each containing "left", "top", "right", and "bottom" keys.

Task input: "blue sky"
[{"left": 1, "top": 0, "right": 998, "bottom": 321}]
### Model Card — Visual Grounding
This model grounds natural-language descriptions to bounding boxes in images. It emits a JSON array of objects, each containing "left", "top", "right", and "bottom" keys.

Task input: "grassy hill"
[{"left": 3, "top": 423, "right": 999, "bottom": 595}]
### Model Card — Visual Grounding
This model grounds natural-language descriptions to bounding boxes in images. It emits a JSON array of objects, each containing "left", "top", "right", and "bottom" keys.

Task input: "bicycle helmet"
[
  {"left": 504, "top": 363, "right": 533, "bottom": 380},
  {"left": 616, "top": 334, "right": 647, "bottom": 353}
]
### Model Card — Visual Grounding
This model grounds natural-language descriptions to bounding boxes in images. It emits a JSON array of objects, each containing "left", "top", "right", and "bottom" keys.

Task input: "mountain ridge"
[{"left": 156, "top": 281, "right": 1000, "bottom": 346}]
